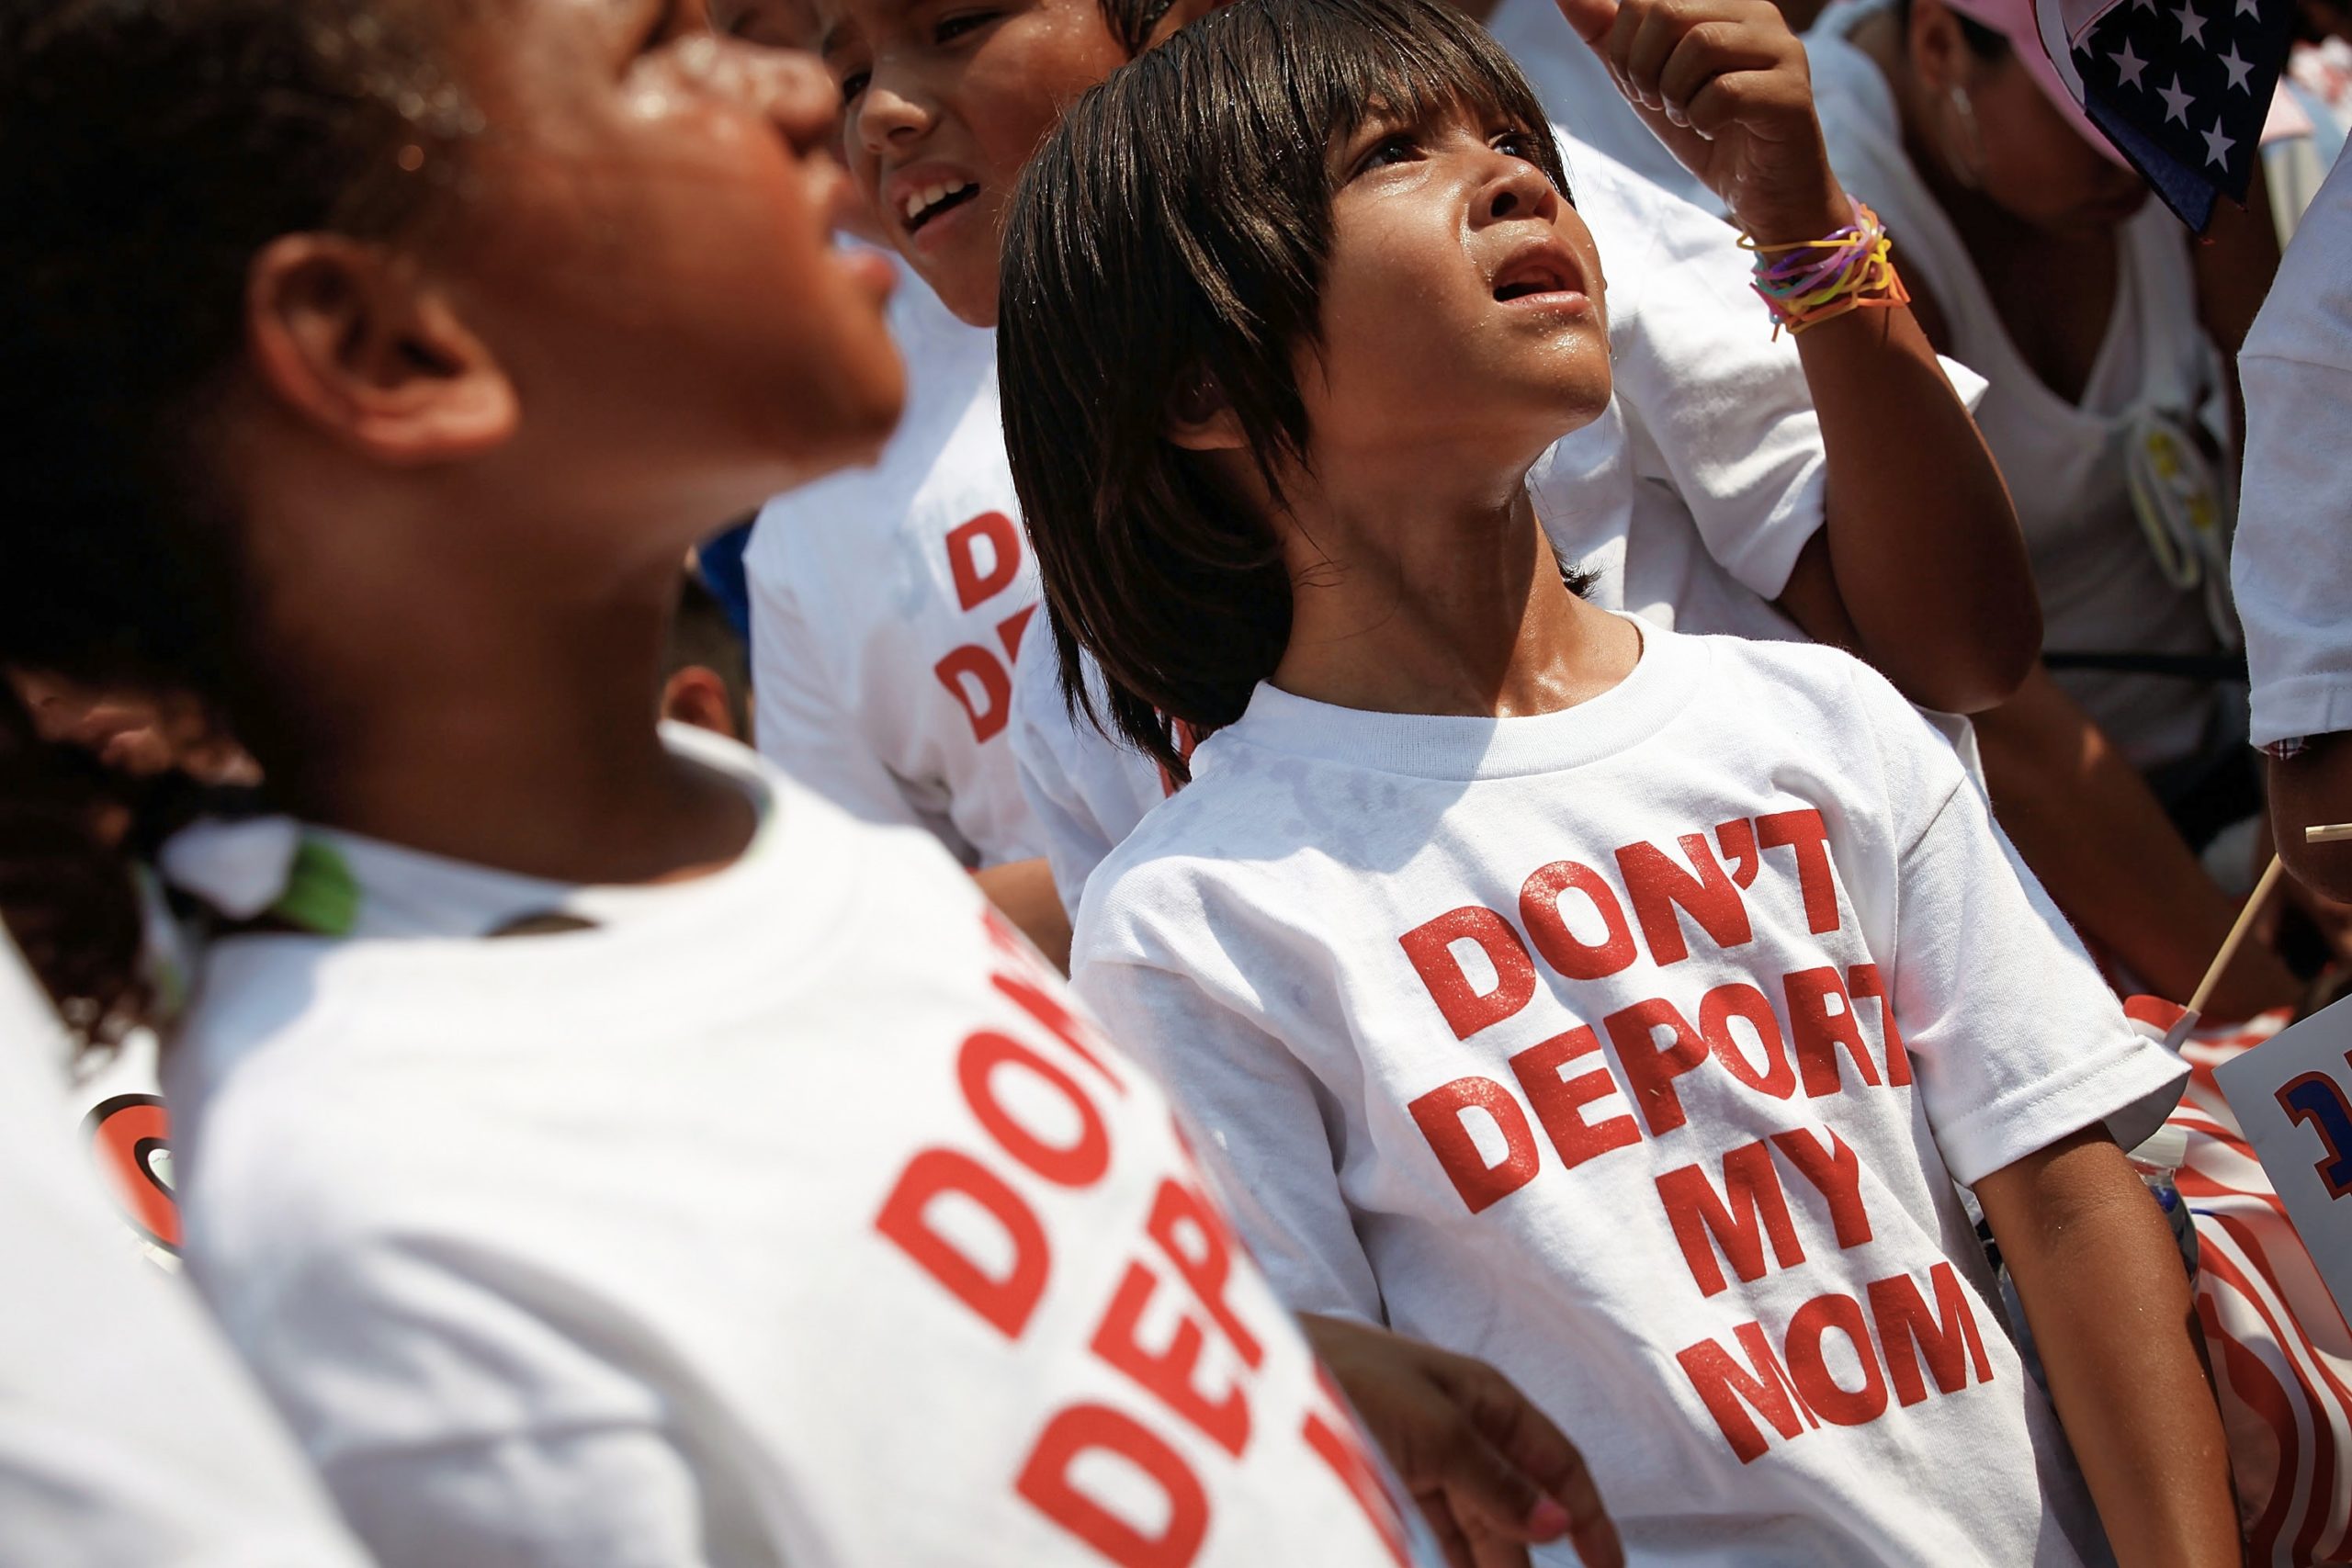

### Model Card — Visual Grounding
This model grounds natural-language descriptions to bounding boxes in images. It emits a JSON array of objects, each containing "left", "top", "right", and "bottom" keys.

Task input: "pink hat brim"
[{"left": 1939, "top": 0, "right": 2136, "bottom": 167}]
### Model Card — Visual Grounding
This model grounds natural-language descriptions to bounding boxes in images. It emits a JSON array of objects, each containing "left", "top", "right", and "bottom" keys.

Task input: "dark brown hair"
[
  {"left": 997, "top": 0, "right": 1566, "bottom": 782},
  {"left": 1097, "top": 0, "right": 1186, "bottom": 53},
  {"left": 0, "top": 0, "right": 471, "bottom": 1035}
]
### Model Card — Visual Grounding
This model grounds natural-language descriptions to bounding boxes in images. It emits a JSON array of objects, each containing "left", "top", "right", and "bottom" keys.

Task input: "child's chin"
[
  {"left": 835, "top": 369, "right": 910, "bottom": 457},
  {"left": 756, "top": 367, "right": 907, "bottom": 487},
  {"left": 898, "top": 248, "right": 1000, "bottom": 330},
  {"left": 1521, "top": 367, "right": 1614, "bottom": 428}
]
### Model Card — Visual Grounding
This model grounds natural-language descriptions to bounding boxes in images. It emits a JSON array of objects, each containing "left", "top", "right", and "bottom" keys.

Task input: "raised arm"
[{"left": 1555, "top": 0, "right": 2039, "bottom": 713}]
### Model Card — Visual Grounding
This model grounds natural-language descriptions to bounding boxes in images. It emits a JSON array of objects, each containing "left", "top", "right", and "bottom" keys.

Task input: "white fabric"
[
  {"left": 0, "top": 936, "right": 368, "bottom": 1568},
  {"left": 1012, "top": 614, "right": 1182, "bottom": 921},
  {"left": 748, "top": 272, "right": 1045, "bottom": 868},
  {"left": 1808, "top": 1, "right": 2233, "bottom": 771},
  {"left": 167, "top": 727, "right": 1425, "bottom": 1568},
  {"left": 2235, "top": 140, "right": 2352, "bottom": 750},
  {"left": 1012, "top": 137, "right": 1991, "bottom": 914},
  {"left": 1481, "top": 0, "right": 1718, "bottom": 209},
  {"left": 1071, "top": 623, "right": 2187, "bottom": 1566}
]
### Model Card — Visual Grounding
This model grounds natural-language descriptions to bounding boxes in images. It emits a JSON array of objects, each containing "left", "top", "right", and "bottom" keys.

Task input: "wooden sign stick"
[{"left": 2188, "top": 854, "right": 2287, "bottom": 1018}]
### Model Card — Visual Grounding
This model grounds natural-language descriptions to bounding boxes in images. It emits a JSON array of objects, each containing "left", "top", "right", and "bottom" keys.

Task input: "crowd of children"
[{"left": 4, "top": 0, "right": 2351, "bottom": 1561}]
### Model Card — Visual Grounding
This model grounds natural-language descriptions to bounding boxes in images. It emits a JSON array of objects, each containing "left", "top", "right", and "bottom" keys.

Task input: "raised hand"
[{"left": 1551, "top": 0, "right": 1850, "bottom": 243}]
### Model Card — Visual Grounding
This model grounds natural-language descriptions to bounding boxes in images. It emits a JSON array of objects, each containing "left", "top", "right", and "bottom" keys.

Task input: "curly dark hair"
[{"left": 0, "top": 0, "right": 474, "bottom": 1035}]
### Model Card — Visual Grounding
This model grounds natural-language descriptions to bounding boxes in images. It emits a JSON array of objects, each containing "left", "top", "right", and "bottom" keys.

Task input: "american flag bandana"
[{"left": 2035, "top": 0, "right": 2302, "bottom": 229}]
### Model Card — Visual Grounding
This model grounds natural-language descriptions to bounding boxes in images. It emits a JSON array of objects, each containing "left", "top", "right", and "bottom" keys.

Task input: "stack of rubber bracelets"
[{"left": 1743, "top": 197, "right": 1910, "bottom": 338}]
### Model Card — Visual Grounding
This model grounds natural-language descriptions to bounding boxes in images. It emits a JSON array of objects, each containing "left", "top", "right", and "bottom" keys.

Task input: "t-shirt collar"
[
  {"left": 160, "top": 724, "right": 779, "bottom": 942},
  {"left": 1207, "top": 614, "right": 1703, "bottom": 783}
]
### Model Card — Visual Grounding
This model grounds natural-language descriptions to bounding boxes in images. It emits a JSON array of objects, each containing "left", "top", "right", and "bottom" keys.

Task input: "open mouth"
[
  {"left": 1490, "top": 245, "right": 1581, "bottom": 303},
  {"left": 902, "top": 179, "right": 979, "bottom": 235}
]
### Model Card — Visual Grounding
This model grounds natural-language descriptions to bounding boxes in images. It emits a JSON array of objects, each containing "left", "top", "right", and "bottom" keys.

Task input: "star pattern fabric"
[{"left": 2046, "top": 0, "right": 2300, "bottom": 228}]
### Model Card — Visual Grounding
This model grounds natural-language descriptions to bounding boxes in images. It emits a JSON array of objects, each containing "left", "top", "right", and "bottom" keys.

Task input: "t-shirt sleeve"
[
  {"left": 226, "top": 1240, "right": 713, "bottom": 1568},
  {"left": 746, "top": 518, "right": 937, "bottom": 842},
  {"left": 2235, "top": 153, "right": 2352, "bottom": 751},
  {"left": 1073, "top": 956, "right": 1388, "bottom": 1326},
  {"left": 1594, "top": 163, "right": 1826, "bottom": 604},
  {"left": 2236, "top": 347, "right": 2352, "bottom": 749},
  {"left": 1012, "top": 693, "right": 1123, "bottom": 919},
  {"left": 1854, "top": 670, "right": 2188, "bottom": 1185},
  {"left": 1011, "top": 633, "right": 1165, "bottom": 917}
]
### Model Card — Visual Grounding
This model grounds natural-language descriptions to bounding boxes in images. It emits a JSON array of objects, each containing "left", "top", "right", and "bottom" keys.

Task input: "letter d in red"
[
  {"left": 874, "top": 1147, "right": 1049, "bottom": 1339},
  {"left": 1408, "top": 1077, "right": 1543, "bottom": 1214}
]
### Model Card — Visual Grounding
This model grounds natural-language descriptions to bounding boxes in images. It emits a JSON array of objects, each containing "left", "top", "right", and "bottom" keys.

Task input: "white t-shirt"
[
  {"left": 0, "top": 935, "right": 368, "bottom": 1568},
  {"left": 1809, "top": 1, "right": 2234, "bottom": 772},
  {"left": 748, "top": 275, "right": 1045, "bottom": 869},
  {"left": 1011, "top": 137, "right": 1999, "bottom": 914},
  {"left": 165, "top": 728, "right": 1425, "bottom": 1568},
  {"left": 1070, "top": 624, "right": 2188, "bottom": 1566},
  {"left": 2235, "top": 140, "right": 2352, "bottom": 750}
]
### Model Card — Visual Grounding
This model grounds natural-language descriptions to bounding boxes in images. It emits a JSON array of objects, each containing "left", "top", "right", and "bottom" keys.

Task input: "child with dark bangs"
[{"left": 1002, "top": 0, "right": 2238, "bottom": 1560}]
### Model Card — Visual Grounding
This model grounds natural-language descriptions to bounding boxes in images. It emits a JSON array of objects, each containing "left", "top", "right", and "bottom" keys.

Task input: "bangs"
[{"left": 1260, "top": 0, "right": 1571, "bottom": 197}]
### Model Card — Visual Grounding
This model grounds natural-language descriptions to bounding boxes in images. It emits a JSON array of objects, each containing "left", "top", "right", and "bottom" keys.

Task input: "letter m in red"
[
  {"left": 1866, "top": 1261, "right": 1993, "bottom": 1407},
  {"left": 1655, "top": 1140, "right": 1804, "bottom": 1297},
  {"left": 1677, "top": 1321, "right": 1816, "bottom": 1463}
]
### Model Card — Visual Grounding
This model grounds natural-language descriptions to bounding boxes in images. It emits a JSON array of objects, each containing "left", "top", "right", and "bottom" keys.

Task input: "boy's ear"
[
  {"left": 244, "top": 233, "right": 520, "bottom": 467},
  {"left": 1164, "top": 371, "right": 1247, "bottom": 453},
  {"left": 661, "top": 666, "right": 742, "bottom": 740}
]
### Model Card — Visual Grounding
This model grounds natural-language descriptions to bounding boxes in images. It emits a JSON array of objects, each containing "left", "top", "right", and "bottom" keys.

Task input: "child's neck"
[
  {"left": 1267, "top": 476, "right": 1638, "bottom": 719},
  {"left": 245, "top": 547, "right": 754, "bottom": 890}
]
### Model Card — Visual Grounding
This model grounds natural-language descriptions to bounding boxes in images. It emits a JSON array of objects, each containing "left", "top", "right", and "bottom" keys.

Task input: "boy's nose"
[
  {"left": 748, "top": 49, "right": 840, "bottom": 157},
  {"left": 853, "top": 74, "right": 930, "bottom": 155},
  {"left": 1482, "top": 158, "right": 1557, "bottom": 224}
]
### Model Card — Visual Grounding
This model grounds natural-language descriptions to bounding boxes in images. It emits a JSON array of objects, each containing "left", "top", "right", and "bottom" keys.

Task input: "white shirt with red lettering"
[
  {"left": 165, "top": 727, "right": 1423, "bottom": 1568},
  {"left": 0, "top": 936, "right": 370, "bottom": 1568},
  {"left": 1070, "top": 623, "right": 2187, "bottom": 1567},
  {"left": 747, "top": 276, "right": 1045, "bottom": 868}
]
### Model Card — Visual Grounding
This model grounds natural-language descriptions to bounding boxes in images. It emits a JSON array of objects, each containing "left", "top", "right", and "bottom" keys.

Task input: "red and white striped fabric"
[{"left": 2127, "top": 998, "right": 2352, "bottom": 1564}]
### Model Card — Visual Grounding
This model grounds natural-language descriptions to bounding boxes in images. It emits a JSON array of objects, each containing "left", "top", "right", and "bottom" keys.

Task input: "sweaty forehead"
[
  {"left": 711, "top": 0, "right": 822, "bottom": 48},
  {"left": 807, "top": 0, "right": 907, "bottom": 54}
]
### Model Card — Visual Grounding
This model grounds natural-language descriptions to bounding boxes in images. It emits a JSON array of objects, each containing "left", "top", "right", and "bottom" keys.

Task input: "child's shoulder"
[
  {"left": 1081, "top": 762, "right": 1263, "bottom": 895},
  {"left": 1070, "top": 746, "right": 1317, "bottom": 943},
  {"left": 1657, "top": 626, "right": 1976, "bottom": 826},
  {"left": 1688, "top": 626, "right": 1914, "bottom": 723},
  {"left": 1699, "top": 630, "right": 1985, "bottom": 841},
  {"left": 166, "top": 966, "right": 442, "bottom": 1292}
]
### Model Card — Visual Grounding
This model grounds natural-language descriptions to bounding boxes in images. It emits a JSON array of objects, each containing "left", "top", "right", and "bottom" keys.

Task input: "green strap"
[{"left": 268, "top": 839, "right": 361, "bottom": 937}]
